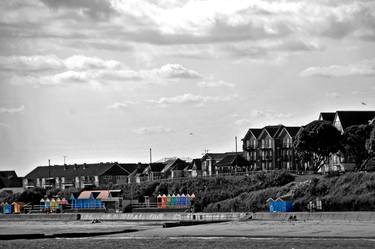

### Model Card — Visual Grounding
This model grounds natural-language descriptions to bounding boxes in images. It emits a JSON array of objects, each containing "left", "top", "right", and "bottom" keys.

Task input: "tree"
[
  {"left": 294, "top": 120, "right": 341, "bottom": 172},
  {"left": 342, "top": 124, "right": 372, "bottom": 170},
  {"left": 366, "top": 124, "right": 375, "bottom": 156}
]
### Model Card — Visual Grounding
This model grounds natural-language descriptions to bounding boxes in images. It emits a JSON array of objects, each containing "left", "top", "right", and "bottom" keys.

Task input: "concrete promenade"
[{"left": 1, "top": 211, "right": 375, "bottom": 222}]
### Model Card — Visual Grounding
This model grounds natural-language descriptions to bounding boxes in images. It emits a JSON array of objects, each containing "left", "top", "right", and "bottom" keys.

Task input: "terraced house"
[{"left": 23, "top": 162, "right": 135, "bottom": 189}]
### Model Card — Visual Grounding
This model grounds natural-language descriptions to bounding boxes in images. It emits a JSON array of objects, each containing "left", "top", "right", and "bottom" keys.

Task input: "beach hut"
[
  {"left": 12, "top": 202, "right": 21, "bottom": 214},
  {"left": 70, "top": 193, "right": 79, "bottom": 209},
  {"left": 161, "top": 194, "right": 167, "bottom": 208},
  {"left": 176, "top": 194, "right": 181, "bottom": 208},
  {"left": 166, "top": 194, "right": 171, "bottom": 207},
  {"left": 44, "top": 198, "right": 50, "bottom": 212},
  {"left": 50, "top": 198, "right": 58, "bottom": 212},
  {"left": 267, "top": 198, "right": 293, "bottom": 212},
  {"left": 78, "top": 191, "right": 97, "bottom": 208},
  {"left": 3, "top": 202, "right": 11, "bottom": 214},
  {"left": 157, "top": 194, "right": 162, "bottom": 208},
  {"left": 180, "top": 194, "right": 187, "bottom": 207},
  {"left": 171, "top": 194, "right": 177, "bottom": 207},
  {"left": 40, "top": 198, "right": 45, "bottom": 212}
]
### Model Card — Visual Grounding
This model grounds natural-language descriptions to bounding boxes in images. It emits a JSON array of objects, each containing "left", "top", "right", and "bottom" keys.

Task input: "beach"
[{"left": 1, "top": 217, "right": 375, "bottom": 248}]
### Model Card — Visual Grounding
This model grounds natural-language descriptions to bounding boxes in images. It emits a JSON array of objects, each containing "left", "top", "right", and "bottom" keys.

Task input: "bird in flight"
[{"left": 361, "top": 102, "right": 367, "bottom": 105}]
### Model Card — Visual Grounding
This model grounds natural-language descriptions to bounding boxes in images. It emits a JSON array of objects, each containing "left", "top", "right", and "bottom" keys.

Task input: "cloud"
[
  {"left": 133, "top": 126, "right": 174, "bottom": 135},
  {"left": 1, "top": 54, "right": 203, "bottom": 86},
  {"left": 0, "top": 55, "right": 63, "bottom": 72},
  {"left": 40, "top": 0, "right": 116, "bottom": 20},
  {"left": 300, "top": 60, "right": 375, "bottom": 77},
  {"left": 155, "top": 64, "right": 202, "bottom": 79},
  {"left": 106, "top": 101, "right": 134, "bottom": 110},
  {"left": 197, "top": 80, "right": 234, "bottom": 88},
  {"left": 235, "top": 119, "right": 252, "bottom": 126},
  {"left": 326, "top": 92, "right": 341, "bottom": 98},
  {"left": 250, "top": 109, "right": 293, "bottom": 120},
  {"left": 0, "top": 122, "right": 10, "bottom": 128},
  {"left": 152, "top": 93, "right": 237, "bottom": 106},
  {"left": 0, "top": 105, "right": 25, "bottom": 114}
]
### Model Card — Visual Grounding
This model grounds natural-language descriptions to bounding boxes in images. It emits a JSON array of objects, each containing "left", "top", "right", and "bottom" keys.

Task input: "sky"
[{"left": 1, "top": 0, "right": 375, "bottom": 176}]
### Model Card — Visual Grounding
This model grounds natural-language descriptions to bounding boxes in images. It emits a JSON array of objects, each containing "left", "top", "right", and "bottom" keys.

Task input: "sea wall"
[
  {"left": 0, "top": 213, "right": 79, "bottom": 221},
  {"left": 1, "top": 212, "right": 375, "bottom": 222}
]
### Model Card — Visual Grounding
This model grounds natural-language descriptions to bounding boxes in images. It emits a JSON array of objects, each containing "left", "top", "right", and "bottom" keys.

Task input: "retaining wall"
[{"left": 0, "top": 213, "right": 79, "bottom": 221}]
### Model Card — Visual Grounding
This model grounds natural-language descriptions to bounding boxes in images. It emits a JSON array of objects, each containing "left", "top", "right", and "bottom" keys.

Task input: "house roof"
[
  {"left": 264, "top": 125, "right": 284, "bottom": 138},
  {"left": 191, "top": 159, "right": 202, "bottom": 171},
  {"left": 242, "top": 128, "right": 262, "bottom": 140},
  {"left": 215, "top": 154, "right": 249, "bottom": 167},
  {"left": 336, "top": 111, "right": 375, "bottom": 130},
  {"left": 24, "top": 162, "right": 133, "bottom": 179},
  {"left": 202, "top": 152, "right": 239, "bottom": 162},
  {"left": 283, "top": 126, "right": 301, "bottom": 138},
  {"left": 319, "top": 112, "right": 336, "bottom": 123},
  {"left": 148, "top": 162, "right": 166, "bottom": 173},
  {"left": 0, "top": 171, "right": 22, "bottom": 188},
  {"left": 161, "top": 158, "right": 188, "bottom": 172}
]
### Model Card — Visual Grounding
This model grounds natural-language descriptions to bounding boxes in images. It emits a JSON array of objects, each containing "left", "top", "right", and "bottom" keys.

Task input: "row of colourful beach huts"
[{"left": 156, "top": 193, "right": 195, "bottom": 208}]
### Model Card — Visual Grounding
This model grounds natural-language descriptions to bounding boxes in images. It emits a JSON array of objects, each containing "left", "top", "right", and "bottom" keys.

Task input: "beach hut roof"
[
  {"left": 266, "top": 198, "right": 275, "bottom": 202},
  {"left": 176, "top": 194, "right": 180, "bottom": 197},
  {"left": 162, "top": 194, "right": 166, "bottom": 197},
  {"left": 167, "top": 194, "right": 171, "bottom": 197},
  {"left": 77, "top": 191, "right": 94, "bottom": 199},
  {"left": 45, "top": 198, "right": 50, "bottom": 202},
  {"left": 40, "top": 198, "right": 45, "bottom": 202},
  {"left": 157, "top": 194, "right": 161, "bottom": 198},
  {"left": 172, "top": 194, "right": 176, "bottom": 197},
  {"left": 190, "top": 193, "right": 195, "bottom": 198},
  {"left": 96, "top": 190, "right": 112, "bottom": 200},
  {"left": 181, "top": 194, "right": 186, "bottom": 197}
]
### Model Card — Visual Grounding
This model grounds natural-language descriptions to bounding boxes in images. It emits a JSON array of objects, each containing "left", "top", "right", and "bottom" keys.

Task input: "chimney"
[
  {"left": 73, "top": 163, "right": 78, "bottom": 170},
  {"left": 83, "top": 163, "right": 86, "bottom": 170},
  {"left": 64, "top": 164, "right": 68, "bottom": 171}
]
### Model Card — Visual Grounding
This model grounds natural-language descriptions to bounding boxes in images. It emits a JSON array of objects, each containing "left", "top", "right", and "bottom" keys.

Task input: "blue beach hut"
[{"left": 3, "top": 202, "right": 11, "bottom": 214}]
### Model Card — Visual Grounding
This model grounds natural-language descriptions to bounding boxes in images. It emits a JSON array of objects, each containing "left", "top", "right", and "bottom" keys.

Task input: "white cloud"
[
  {"left": 133, "top": 126, "right": 174, "bottom": 135},
  {"left": 235, "top": 119, "right": 252, "bottom": 126},
  {"left": 155, "top": 64, "right": 202, "bottom": 79},
  {"left": 300, "top": 60, "right": 375, "bottom": 78},
  {"left": 249, "top": 109, "right": 293, "bottom": 120},
  {"left": 63, "top": 55, "right": 123, "bottom": 70},
  {"left": 0, "top": 105, "right": 25, "bottom": 114},
  {"left": 0, "top": 55, "right": 63, "bottom": 71},
  {"left": 152, "top": 93, "right": 237, "bottom": 106},
  {"left": 2, "top": 54, "right": 203, "bottom": 86},
  {"left": 326, "top": 92, "right": 341, "bottom": 98},
  {"left": 106, "top": 101, "right": 134, "bottom": 110},
  {"left": 0, "top": 122, "right": 10, "bottom": 128},
  {"left": 197, "top": 80, "right": 234, "bottom": 88}
]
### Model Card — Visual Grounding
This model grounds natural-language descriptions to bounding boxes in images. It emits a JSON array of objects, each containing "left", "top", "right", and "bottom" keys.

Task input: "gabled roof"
[
  {"left": 336, "top": 111, "right": 375, "bottom": 130},
  {"left": 191, "top": 159, "right": 202, "bottom": 171},
  {"left": 319, "top": 112, "right": 336, "bottom": 123},
  {"left": 161, "top": 158, "right": 188, "bottom": 173},
  {"left": 25, "top": 163, "right": 132, "bottom": 179},
  {"left": 283, "top": 126, "right": 301, "bottom": 138},
  {"left": 0, "top": 171, "right": 22, "bottom": 188},
  {"left": 202, "top": 152, "right": 239, "bottom": 162},
  {"left": 215, "top": 154, "right": 249, "bottom": 167},
  {"left": 264, "top": 125, "right": 284, "bottom": 138},
  {"left": 147, "top": 162, "right": 166, "bottom": 173},
  {"left": 242, "top": 128, "right": 262, "bottom": 140}
]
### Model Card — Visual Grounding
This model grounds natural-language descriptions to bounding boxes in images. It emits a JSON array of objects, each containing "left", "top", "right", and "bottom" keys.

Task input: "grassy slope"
[{"left": 118, "top": 171, "right": 375, "bottom": 212}]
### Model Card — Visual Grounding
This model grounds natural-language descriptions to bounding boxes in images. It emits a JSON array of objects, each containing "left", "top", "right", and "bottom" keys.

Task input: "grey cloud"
[
  {"left": 300, "top": 60, "right": 375, "bottom": 77},
  {"left": 40, "top": 0, "right": 116, "bottom": 20},
  {"left": 0, "top": 105, "right": 25, "bottom": 114},
  {"left": 133, "top": 126, "right": 174, "bottom": 135}
]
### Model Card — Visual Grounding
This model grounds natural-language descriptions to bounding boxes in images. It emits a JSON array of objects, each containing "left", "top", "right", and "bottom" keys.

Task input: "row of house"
[
  {"left": 241, "top": 110, "right": 375, "bottom": 173},
  {"left": 21, "top": 110, "right": 375, "bottom": 190}
]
